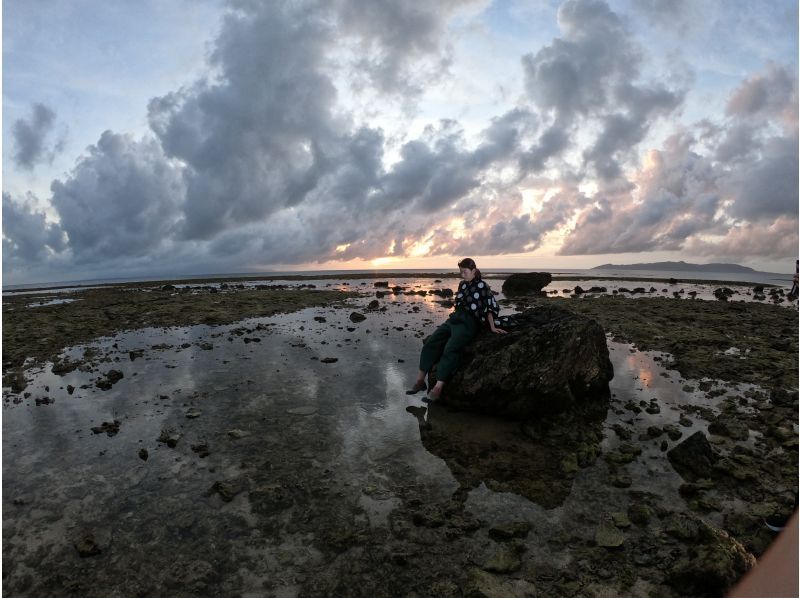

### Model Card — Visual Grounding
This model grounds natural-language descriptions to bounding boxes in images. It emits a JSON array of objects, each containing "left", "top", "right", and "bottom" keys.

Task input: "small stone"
[
  {"left": 595, "top": 520, "right": 624, "bottom": 547},
  {"left": 157, "top": 428, "right": 182, "bottom": 448},
  {"left": 611, "top": 512, "right": 631, "bottom": 528},
  {"left": 320, "top": 357, "right": 338, "bottom": 363},
  {"left": 207, "top": 481, "right": 239, "bottom": 502},
  {"left": 488, "top": 522, "right": 531, "bottom": 541},
  {"left": 482, "top": 544, "right": 524, "bottom": 573},
  {"left": 138, "top": 448, "right": 149, "bottom": 461},
  {"left": 74, "top": 532, "right": 101, "bottom": 557},
  {"left": 90, "top": 420, "right": 121, "bottom": 437},
  {"left": 628, "top": 504, "right": 652, "bottom": 526},
  {"left": 349, "top": 312, "right": 366, "bottom": 323},
  {"left": 185, "top": 408, "right": 202, "bottom": 419},
  {"left": 286, "top": 406, "right": 317, "bottom": 416},
  {"left": 191, "top": 443, "right": 211, "bottom": 458},
  {"left": 226, "top": 429, "right": 250, "bottom": 439}
]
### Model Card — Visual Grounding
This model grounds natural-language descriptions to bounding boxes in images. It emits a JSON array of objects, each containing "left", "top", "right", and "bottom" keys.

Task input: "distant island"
[{"left": 591, "top": 261, "right": 757, "bottom": 273}]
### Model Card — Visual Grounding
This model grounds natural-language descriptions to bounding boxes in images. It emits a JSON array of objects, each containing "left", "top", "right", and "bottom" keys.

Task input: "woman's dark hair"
[{"left": 458, "top": 257, "right": 481, "bottom": 280}]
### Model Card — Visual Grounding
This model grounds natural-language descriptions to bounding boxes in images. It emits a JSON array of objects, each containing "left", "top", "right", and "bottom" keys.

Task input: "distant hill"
[{"left": 591, "top": 261, "right": 757, "bottom": 273}]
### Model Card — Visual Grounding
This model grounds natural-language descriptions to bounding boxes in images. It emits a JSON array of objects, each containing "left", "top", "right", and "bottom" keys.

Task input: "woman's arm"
[{"left": 487, "top": 312, "right": 507, "bottom": 334}]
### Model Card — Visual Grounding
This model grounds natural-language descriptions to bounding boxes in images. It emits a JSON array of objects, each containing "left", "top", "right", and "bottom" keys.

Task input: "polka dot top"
[{"left": 455, "top": 278, "right": 500, "bottom": 323}]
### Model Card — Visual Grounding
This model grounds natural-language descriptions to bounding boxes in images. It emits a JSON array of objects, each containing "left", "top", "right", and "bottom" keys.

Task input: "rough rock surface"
[
  {"left": 501, "top": 272, "right": 552, "bottom": 295},
  {"left": 430, "top": 304, "right": 613, "bottom": 419},
  {"left": 667, "top": 431, "right": 718, "bottom": 480},
  {"left": 667, "top": 517, "right": 755, "bottom": 596}
]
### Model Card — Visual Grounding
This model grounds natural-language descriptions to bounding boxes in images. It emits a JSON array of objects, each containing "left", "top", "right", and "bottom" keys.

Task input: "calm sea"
[{"left": 2, "top": 267, "right": 792, "bottom": 293}]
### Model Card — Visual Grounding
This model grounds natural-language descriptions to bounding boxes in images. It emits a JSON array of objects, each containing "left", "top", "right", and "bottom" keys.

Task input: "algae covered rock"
[{"left": 430, "top": 304, "right": 613, "bottom": 419}]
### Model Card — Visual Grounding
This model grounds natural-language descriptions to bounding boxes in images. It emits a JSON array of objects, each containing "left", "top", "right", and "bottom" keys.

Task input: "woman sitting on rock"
[{"left": 407, "top": 258, "right": 506, "bottom": 403}]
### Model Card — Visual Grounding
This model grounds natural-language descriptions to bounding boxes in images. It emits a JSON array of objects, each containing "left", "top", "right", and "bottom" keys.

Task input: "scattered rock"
[
  {"left": 501, "top": 272, "right": 552, "bottom": 295},
  {"left": 628, "top": 503, "right": 652, "bottom": 526},
  {"left": 482, "top": 541, "right": 525, "bottom": 573},
  {"left": 157, "top": 428, "right": 181, "bottom": 448},
  {"left": 595, "top": 520, "right": 625, "bottom": 547},
  {"left": 73, "top": 532, "right": 101, "bottom": 557},
  {"left": 207, "top": 480, "right": 241, "bottom": 502},
  {"left": 488, "top": 522, "right": 531, "bottom": 541},
  {"left": 96, "top": 369, "right": 124, "bottom": 390},
  {"left": 667, "top": 431, "right": 718, "bottom": 480},
  {"left": 191, "top": 442, "right": 210, "bottom": 458},
  {"left": 138, "top": 448, "right": 149, "bottom": 461},
  {"left": 349, "top": 312, "right": 366, "bottom": 323},
  {"left": 51, "top": 359, "right": 79, "bottom": 376},
  {"left": 90, "top": 420, "right": 121, "bottom": 437},
  {"left": 320, "top": 357, "right": 338, "bottom": 363},
  {"left": 465, "top": 568, "right": 537, "bottom": 598},
  {"left": 185, "top": 408, "right": 203, "bottom": 419},
  {"left": 226, "top": 429, "right": 250, "bottom": 439},
  {"left": 713, "top": 288, "right": 734, "bottom": 301},
  {"left": 708, "top": 415, "right": 749, "bottom": 440},
  {"left": 286, "top": 406, "right": 317, "bottom": 416}
]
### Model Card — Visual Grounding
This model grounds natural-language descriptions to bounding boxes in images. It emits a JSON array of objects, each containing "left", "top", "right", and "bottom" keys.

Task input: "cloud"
[
  {"left": 3, "top": 0, "right": 796, "bottom": 284},
  {"left": 520, "top": 0, "right": 685, "bottom": 178},
  {"left": 685, "top": 217, "right": 799, "bottom": 261},
  {"left": 49, "top": 131, "right": 184, "bottom": 262},
  {"left": 336, "top": 0, "right": 485, "bottom": 99},
  {"left": 559, "top": 132, "right": 724, "bottom": 254},
  {"left": 11, "top": 103, "right": 65, "bottom": 170},
  {"left": 630, "top": 0, "right": 691, "bottom": 29},
  {"left": 726, "top": 62, "right": 798, "bottom": 128},
  {"left": 723, "top": 133, "right": 799, "bottom": 222},
  {"left": 2, "top": 192, "right": 66, "bottom": 265}
]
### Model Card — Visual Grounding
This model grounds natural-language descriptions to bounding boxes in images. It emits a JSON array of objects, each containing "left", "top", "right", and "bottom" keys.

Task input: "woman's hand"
[{"left": 489, "top": 327, "right": 508, "bottom": 334}]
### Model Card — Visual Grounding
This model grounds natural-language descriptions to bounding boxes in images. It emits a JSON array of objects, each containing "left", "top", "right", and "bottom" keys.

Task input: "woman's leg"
[
  {"left": 434, "top": 317, "right": 477, "bottom": 384},
  {"left": 418, "top": 320, "right": 453, "bottom": 376}
]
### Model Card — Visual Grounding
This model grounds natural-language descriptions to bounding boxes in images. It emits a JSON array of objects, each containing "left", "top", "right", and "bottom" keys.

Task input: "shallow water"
[{"left": 1, "top": 278, "right": 784, "bottom": 596}]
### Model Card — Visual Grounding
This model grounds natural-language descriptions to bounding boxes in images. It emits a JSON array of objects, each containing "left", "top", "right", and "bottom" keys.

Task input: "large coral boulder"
[
  {"left": 429, "top": 304, "right": 613, "bottom": 419},
  {"left": 501, "top": 272, "right": 552, "bottom": 295}
]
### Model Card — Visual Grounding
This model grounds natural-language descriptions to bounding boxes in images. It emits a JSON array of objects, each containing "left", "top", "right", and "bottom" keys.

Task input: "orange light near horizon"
[{"left": 371, "top": 256, "right": 399, "bottom": 267}]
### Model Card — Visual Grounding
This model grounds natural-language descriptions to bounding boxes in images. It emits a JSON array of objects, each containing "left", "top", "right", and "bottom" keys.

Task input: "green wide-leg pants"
[{"left": 419, "top": 308, "right": 480, "bottom": 382}]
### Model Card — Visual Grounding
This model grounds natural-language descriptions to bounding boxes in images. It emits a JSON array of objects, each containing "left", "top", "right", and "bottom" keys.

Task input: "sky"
[{"left": 3, "top": 0, "right": 798, "bottom": 285}]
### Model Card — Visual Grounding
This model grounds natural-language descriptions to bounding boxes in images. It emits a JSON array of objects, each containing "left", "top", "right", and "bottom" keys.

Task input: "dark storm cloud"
[
  {"left": 11, "top": 103, "right": 64, "bottom": 170},
  {"left": 49, "top": 131, "right": 184, "bottom": 262},
  {"left": 2, "top": 192, "right": 66, "bottom": 263}
]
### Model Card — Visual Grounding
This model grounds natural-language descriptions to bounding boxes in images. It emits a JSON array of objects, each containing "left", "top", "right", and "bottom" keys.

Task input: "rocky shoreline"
[{"left": 2, "top": 275, "right": 797, "bottom": 597}]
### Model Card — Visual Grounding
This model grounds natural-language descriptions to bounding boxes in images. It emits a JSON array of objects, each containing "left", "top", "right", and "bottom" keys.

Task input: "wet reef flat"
[
  {"left": 3, "top": 285, "right": 355, "bottom": 372},
  {"left": 2, "top": 276, "right": 798, "bottom": 597}
]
